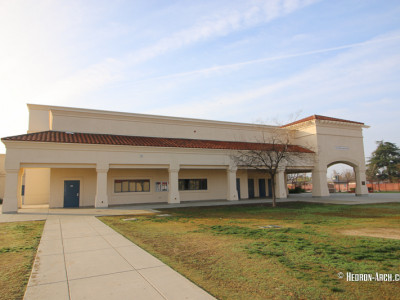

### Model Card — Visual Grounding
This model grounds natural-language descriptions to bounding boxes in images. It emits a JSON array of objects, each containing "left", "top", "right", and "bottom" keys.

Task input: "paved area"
[
  {"left": 0, "top": 205, "right": 158, "bottom": 223},
  {"left": 24, "top": 215, "right": 216, "bottom": 300},
  {"left": 1, "top": 193, "right": 399, "bottom": 223}
]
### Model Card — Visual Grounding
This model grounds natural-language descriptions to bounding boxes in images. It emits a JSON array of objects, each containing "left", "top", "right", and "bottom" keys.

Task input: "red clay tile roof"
[
  {"left": 2, "top": 131, "right": 314, "bottom": 153},
  {"left": 281, "top": 115, "right": 364, "bottom": 128}
]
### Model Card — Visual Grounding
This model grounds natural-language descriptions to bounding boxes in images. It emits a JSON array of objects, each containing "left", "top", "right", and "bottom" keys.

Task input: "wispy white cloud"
[
  {"left": 360, "top": 98, "right": 395, "bottom": 108},
  {"left": 37, "top": 0, "right": 319, "bottom": 102},
  {"left": 0, "top": 0, "right": 320, "bottom": 152},
  {"left": 127, "top": 0, "right": 320, "bottom": 65},
  {"left": 126, "top": 33, "right": 400, "bottom": 86},
  {"left": 147, "top": 31, "right": 400, "bottom": 121}
]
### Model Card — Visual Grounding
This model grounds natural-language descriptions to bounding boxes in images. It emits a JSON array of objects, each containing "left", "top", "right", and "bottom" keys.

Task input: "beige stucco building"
[
  {"left": 1, "top": 104, "right": 369, "bottom": 213},
  {"left": 0, "top": 154, "right": 5, "bottom": 201}
]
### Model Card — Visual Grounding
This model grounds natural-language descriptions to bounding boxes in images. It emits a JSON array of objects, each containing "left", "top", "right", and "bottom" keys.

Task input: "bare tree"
[
  {"left": 287, "top": 172, "right": 311, "bottom": 191},
  {"left": 287, "top": 173, "right": 300, "bottom": 188},
  {"left": 341, "top": 169, "right": 355, "bottom": 192},
  {"left": 232, "top": 129, "right": 311, "bottom": 207}
]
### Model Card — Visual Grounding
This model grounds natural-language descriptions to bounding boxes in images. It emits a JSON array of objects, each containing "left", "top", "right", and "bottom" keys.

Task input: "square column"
[
  {"left": 95, "top": 164, "right": 109, "bottom": 208},
  {"left": 355, "top": 166, "right": 369, "bottom": 196},
  {"left": 227, "top": 167, "right": 238, "bottom": 201},
  {"left": 275, "top": 169, "right": 287, "bottom": 199},
  {"left": 312, "top": 168, "right": 329, "bottom": 197},
  {"left": 17, "top": 168, "right": 24, "bottom": 208},
  {"left": 168, "top": 166, "right": 180, "bottom": 204},
  {"left": 242, "top": 170, "right": 249, "bottom": 199},
  {"left": 2, "top": 169, "right": 20, "bottom": 213}
]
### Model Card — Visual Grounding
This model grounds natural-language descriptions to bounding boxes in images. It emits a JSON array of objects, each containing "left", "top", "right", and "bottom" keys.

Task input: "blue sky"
[{"left": 1, "top": 0, "right": 400, "bottom": 164}]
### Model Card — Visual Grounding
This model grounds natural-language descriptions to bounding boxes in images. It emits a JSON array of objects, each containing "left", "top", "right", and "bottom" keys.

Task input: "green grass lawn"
[
  {"left": 0, "top": 221, "right": 44, "bottom": 300},
  {"left": 100, "top": 202, "right": 400, "bottom": 299}
]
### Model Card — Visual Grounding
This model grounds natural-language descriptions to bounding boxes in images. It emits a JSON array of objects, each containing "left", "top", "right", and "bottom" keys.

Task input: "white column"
[
  {"left": 355, "top": 166, "right": 369, "bottom": 196},
  {"left": 312, "top": 167, "right": 329, "bottom": 197},
  {"left": 243, "top": 170, "right": 249, "bottom": 199},
  {"left": 168, "top": 166, "right": 180, "bottom": 204},
  {"left": 2, "top": 169, "right": 19, "bottom": 213},
  {"left": 227, "top": 167, "right": 238, "bottom": 201},
  {"left": 95, "top": 164, "right": 109, "bottom": 208},
  {"left": 285, "top": 172, "right": 289, "bottom": 196},
  {"left": 275, "top": 169, "right": 287, "bottom": 199},
  {"left": 0, "top": 173, "right": 4, "bottom": 199},
  {"left": 17, "top": 168, "right": 24, "bottom": 208}
]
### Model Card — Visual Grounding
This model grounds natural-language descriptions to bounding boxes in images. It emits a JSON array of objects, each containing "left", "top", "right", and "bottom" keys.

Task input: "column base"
[
  {"left": 1, "top": 211, "right": 18, "bottom": 214},
  {"left": 312, "top": 192, "right": 330, "bottom": 197},
  {"left": 168, "top": 197, "right": 180, "bottom": 204},
  {"left": 95, "top": 196, "right": 109, "bottom": 208},
  {"left": 2, "top": 198, "right": 19, "bottom": 213}
]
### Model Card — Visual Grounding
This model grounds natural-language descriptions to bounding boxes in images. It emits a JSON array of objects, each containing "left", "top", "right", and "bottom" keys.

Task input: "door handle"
[{"left": 77, "top": 193, "right": 79, "bottom": 197}]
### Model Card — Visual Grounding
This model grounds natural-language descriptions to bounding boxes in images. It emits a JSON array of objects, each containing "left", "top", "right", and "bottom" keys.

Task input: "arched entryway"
[
  {"left": 312, "top": 158, "right": 369, "bottom": 197},
  {"left": 327, "top": 162, "right": 357, "bottom": 194}
]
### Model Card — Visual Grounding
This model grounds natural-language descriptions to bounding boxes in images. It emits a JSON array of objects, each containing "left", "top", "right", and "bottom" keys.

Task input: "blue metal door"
[
  {"left": 248, "top": 179, "right": 254, "bottom": 198},
  {"left": 259, "top": 179, "right": 266, "bottom": 198},
  {"left": 64, "top": 180, "right": 80, "bottom": 208},
  {"left": 268, "top": 179, "right": 272, "bottom": 197}
]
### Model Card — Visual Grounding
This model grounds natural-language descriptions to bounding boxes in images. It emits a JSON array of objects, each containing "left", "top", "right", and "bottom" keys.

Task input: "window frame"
[
  {"left": 114, "top": 179, "right": 151, "bottom": 193},
  {"left": 178, "top": 178, "right": 208, "bottom": 191}
]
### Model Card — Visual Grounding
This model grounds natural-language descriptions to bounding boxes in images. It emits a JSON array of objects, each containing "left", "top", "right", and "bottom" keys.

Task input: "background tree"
[
  {"left": 366, "top": 164, "right": 384, "bottom": 191},
  {"left": 232, "top": 129, "right": 311, "bottom": 207},
  {"left": 367, "top": 141, "right": 400, "bottom": 183},
  {"left": 331, "top": 170, "right": 341, "bottom": 192},
  {"left": 342, "top": 169, "right": 355, "bottom": 192},
  {"left": 287, "top": 173, "right": 300, "bottom": 188}
]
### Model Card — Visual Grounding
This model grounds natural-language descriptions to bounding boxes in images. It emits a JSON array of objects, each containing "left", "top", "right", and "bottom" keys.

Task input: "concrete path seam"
[
  {"left": 59, "top": 220, "right": 72, "bottom": 300},
  {"left": 67, "top": 269, "right": 141, "bottom": 282},
  {"left": 27, "top": 279, "right": 68, "bottom": 287},
  {"left": 93, "top": 218, "right": 169, "bottom": 300}
]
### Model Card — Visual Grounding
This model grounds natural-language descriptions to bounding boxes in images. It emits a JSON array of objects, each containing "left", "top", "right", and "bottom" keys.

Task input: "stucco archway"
[
  {"left": 328, "top": 159, "right": 368, "bottom": 196},
  {"left": 312, "top": 157, "right": 368, "bottom": 197},
  {"left": 327, "top": 161, "right": 357, "bottom": 194}
]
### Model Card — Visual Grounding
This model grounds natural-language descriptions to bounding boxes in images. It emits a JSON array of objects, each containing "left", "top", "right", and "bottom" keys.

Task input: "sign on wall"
[{"left": 155, "top": 181, "right": 169, "bottom": 192}]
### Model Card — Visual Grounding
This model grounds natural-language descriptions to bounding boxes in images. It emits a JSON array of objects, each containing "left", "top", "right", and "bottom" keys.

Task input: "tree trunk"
[{"left": 271, "top": 175, "right": 276, "bottom": 207}]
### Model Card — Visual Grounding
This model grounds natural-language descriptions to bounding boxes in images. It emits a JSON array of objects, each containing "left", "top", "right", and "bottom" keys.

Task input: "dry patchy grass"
[
  {"left": 99, "top": 202, "right": 400, "bottom": 300},
  {"left": 0, "top": 221, "right": 44, "bottom": 300}
]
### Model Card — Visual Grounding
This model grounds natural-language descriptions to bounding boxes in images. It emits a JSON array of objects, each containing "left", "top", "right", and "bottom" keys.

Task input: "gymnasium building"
[{"left": 1, "top": 104, "right": 369, "bottom": 213}]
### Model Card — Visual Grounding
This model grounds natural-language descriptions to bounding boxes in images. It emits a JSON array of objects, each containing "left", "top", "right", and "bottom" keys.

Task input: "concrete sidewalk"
[
  {"left": 24, "top": 215, "right": 215, "bottom": 300},
  {"left": 2, "top": 193, "right": 400, "bottom": 224}
]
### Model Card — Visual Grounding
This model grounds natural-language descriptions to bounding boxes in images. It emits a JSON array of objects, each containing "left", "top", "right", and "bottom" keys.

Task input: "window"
[
  {"left": 114, "top": 180, "right": 150, "bottom": 193},
  {"left": 179, "top": 179, "right": 207, "bottom": 191}
]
